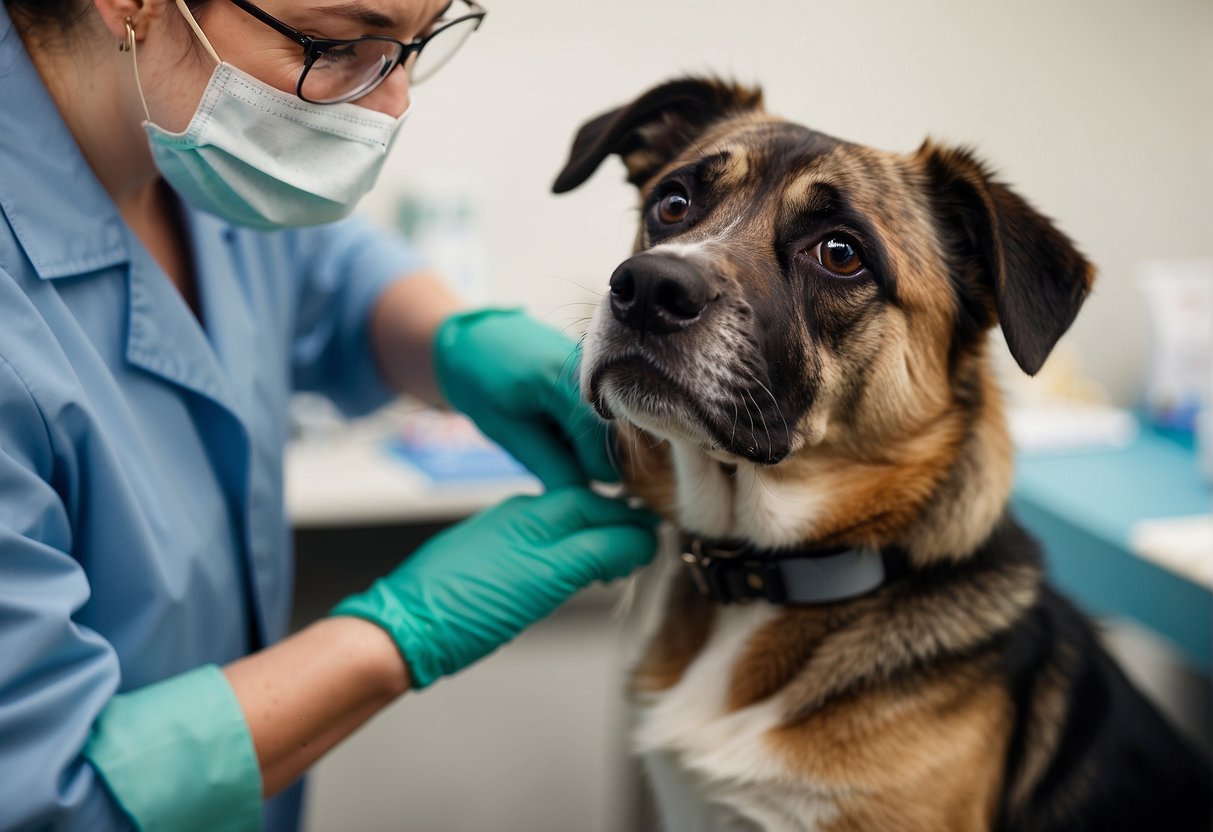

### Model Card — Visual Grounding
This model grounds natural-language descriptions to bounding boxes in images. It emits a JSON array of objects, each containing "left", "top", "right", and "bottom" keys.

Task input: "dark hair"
[
  {"left": 6, "top": 0, "right": 212, "bottom": 38},
  {"left": 5, "top": 0, "right": 92, "bottom": 32}
]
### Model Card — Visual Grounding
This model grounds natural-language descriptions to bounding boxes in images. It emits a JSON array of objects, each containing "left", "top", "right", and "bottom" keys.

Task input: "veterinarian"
[{"left": 0, "top": 0, "right": 658, "bottom": 829}]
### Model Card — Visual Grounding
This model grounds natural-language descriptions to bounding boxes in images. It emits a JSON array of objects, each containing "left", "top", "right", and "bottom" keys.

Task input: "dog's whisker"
[
  {"left": 545, "top": 304, "right": 599, "bottom": 323},
  {"left": 742, "top": 388, "right": 773, "bottom": 457},
  {"left": 750, "top": 464, "right": 791, "bottom": 504},
  {"left": 750, "top": 374, "right": 791, "bottom": 446},
  {"left": 542, "top": 342, "right": 592, "bottom": 419},
  {"left": 730, "top": 398, "right": 739, "bottom": 450},
  {"left": 740, "top": 387, "right": 758, "bottom": 450},
  {"left": 556, "top": 317, "right": 594, "bottom": 339},
  {"left": 627, "top": 428, "right": 646, "bottom": 479},
  {"left": 630, "top": 426, "right": 657, "bottom": 482},
  {"left": 548, "top": 273, "right": 607, "bottom": 298}
]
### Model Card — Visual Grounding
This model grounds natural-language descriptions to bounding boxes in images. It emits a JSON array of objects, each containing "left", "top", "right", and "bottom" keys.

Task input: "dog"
[{"left": 552, "top": 78, "right": 1212, "bottom": 831}]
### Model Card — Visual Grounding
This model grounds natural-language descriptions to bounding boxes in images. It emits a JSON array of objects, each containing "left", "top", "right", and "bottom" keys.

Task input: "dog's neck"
[{"left": 626, "top": 356, "right": 1014, "bottom": 568}]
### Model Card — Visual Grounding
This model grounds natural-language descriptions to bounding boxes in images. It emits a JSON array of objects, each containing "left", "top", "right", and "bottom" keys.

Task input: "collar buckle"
[{"left": 680, "top": 539, "right": 788, "bottom": 605}]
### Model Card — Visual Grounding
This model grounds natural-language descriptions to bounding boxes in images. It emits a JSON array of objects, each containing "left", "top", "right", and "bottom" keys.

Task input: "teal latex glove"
[
  {"left": 434, "top": 308, "right": 615, "bottom": 489},
  {"left": 332, "top": 487, "right": 658, "bottom": 689}
]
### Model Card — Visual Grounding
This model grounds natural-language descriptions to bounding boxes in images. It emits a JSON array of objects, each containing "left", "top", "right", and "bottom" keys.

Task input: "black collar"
[{"left": 679, "top": 533, "right": 910, "bottom": 606}]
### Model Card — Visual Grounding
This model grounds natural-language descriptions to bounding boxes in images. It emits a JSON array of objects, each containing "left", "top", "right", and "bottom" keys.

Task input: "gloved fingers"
[
  {"left": 435, "top": 308, "right": 619, "bottom": 485},
  {"left": 506, "top": 331, "right": 617, "bottom": 485},
  {"left": 491, "top": 420, "right": 589, "bottom": 491},
  {"left": 544, "top": 364, "right": 618, "bottom": 484},
  {"left": 547, "top": 525, "right": 659, "bottom": 584},
  {"left": 573, "top": 425, "right": 618, "bottom": 485},
  {"left": 514, "top": 486, "right": 660, "bottom": 539}
]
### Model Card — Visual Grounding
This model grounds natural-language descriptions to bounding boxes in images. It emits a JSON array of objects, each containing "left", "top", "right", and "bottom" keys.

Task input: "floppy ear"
[
  {"left": 552, "top": 77, "right": 764, "bottom": 194},
  {"left": 918, "top": 142, "right": 1096, "bottom": 375}
]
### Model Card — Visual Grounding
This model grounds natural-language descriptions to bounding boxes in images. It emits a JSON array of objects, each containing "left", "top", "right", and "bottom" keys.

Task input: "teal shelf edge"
[
  {"left": 1014, "top": 432, "right": 1211, "bottom": 545},
  {"left": 1012, "top": 496, "right": 1212, "bottom": 675}
]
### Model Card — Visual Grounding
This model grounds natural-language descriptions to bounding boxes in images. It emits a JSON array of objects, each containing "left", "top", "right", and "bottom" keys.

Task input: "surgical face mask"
[{"left": 127, "top": 3, "right": 410, "bottom": 230}]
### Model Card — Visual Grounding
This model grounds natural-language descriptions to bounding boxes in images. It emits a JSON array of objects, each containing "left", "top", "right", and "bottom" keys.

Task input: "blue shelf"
[{"left": 1012, "top": 426, "right": 1211, "bottom": 673}]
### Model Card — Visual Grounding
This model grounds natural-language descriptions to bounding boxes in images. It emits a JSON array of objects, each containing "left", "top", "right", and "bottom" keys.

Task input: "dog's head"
[{"left": 555, "top": 78, "right": 1094, "bottom": 553}]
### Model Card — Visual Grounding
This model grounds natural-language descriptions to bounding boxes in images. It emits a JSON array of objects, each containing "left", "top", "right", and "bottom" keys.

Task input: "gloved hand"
[
  {"left": 434, "top": 308, "right": 614, "bottom": 489},
  {"left": 332, "top": 487, "right": 658, "bottom": 689}
]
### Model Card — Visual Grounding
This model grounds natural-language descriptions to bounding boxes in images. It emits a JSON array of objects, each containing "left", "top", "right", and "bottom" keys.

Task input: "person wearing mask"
[{"left": 0, "top": 0, "right": 657, "bottom": 828}]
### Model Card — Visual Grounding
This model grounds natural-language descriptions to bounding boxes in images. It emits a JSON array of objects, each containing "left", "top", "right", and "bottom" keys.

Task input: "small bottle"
[{"left": 1139, "top": 259, "right": 1213, "bottom": 435}]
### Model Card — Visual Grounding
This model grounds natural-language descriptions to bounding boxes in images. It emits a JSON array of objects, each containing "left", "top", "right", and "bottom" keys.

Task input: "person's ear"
[
  {"left": 552, "top": 77, "right": 764, "bottom": 194},
  {"left": 92, "top": 0, "right": 170, "bottom": 44}
]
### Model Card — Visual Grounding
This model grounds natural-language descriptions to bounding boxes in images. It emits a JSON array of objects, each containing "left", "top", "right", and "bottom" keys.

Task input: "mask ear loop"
[
  {"left": 122, "top": 2, "right": 222, "bottom": 125},
  {"left": 120, "top": 18, "right": 153, "bottom": 122},
  {"left": 173, "top": 0, "right": 222, "bottom": 66}
]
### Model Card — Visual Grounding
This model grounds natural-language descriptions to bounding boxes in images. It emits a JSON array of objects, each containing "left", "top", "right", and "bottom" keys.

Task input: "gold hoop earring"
[{"left": 118, "top": 18, "right": 135, "bottom": 52}]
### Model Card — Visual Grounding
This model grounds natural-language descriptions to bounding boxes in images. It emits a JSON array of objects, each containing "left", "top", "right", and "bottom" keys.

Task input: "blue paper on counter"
[{"left": 385, "top": 436, "right": 530, "bottom": 483}]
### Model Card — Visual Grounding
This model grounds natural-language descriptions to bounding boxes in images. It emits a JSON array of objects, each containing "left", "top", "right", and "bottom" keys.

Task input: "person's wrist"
[
  {"left": 324, "top": 615, "right": 412, "bottom": 699},
  {"left": 368, "top": 273, "right": 467, "bottom": 404}
]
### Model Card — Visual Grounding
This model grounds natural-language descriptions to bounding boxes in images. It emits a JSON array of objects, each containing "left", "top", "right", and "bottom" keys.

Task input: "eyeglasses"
[{"left": 225, "top": 0, "right": 486, "bottom": 104}]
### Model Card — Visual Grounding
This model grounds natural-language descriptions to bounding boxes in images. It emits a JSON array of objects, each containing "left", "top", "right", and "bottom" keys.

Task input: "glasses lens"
[
  {"left": 409, "top": 14, "right": 480, "bottom": 84},
  {"left": 300, "top": 38, "right": 404, "bottom": 104}
]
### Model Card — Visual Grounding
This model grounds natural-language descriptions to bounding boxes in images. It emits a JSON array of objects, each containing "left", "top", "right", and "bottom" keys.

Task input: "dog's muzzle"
[{"left": 584, "top": 251, "right": 795, "bottom": 465}]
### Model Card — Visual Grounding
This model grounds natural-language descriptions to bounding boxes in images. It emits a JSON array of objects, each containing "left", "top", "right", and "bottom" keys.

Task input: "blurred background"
[{"left": 289, "top": 0, "right": 1213, "bottom": 828}]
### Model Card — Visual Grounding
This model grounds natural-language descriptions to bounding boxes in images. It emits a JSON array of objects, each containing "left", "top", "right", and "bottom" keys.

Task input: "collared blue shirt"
[{"left": 0, "top": 7, "right": 424, "bottom": 829}]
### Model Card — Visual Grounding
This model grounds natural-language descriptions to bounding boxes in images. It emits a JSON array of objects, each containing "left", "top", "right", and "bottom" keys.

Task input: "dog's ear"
[
  {"left": 552, "top": 77, "right": 764, "bottom": 194},
  {"left": 917, "top": 142, "right": 1096, "bottom": 375}
]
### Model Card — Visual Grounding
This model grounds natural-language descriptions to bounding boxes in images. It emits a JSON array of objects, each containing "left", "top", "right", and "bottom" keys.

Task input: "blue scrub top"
[{"left": 0, "top": 7, "right": 425, "bottom": 829}]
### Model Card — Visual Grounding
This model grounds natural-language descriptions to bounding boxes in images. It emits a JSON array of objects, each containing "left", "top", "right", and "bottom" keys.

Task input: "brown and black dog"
[{"left": 553, "top": 78, "right": 1211, "bottom": 831}]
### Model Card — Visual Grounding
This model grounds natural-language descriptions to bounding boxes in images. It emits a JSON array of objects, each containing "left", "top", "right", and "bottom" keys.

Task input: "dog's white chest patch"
[
  {"left": 634, "top": 603, "right": 839, "bottom": 832},
  {"left": 669, "top": 440, "right": 827, "bottom": 547}
]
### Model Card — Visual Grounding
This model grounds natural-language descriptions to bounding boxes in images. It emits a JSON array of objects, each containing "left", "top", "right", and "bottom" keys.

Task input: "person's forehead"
[{"left": 287, "top": 0, "right": 452, "bottom": 32}]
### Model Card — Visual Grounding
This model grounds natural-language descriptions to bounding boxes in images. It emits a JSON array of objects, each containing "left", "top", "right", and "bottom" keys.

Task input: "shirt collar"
[{"left": 0, "top": 4, "right": 131, "bottom": 280}]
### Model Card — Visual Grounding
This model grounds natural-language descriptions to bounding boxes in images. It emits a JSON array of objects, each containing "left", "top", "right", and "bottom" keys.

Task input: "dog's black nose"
[{"left": 608, "top": 254, "right": 710, "bottom": 336}]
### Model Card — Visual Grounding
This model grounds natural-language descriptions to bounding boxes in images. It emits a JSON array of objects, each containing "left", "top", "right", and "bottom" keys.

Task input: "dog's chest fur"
[
  {"left": 668, "top": 438, "right": 824, "bottom": 548},
  {"left": 634, "top": 602, "right": 840, "bottom": 832},
  {"left": 624, "top": 440, "right": 1016, "bottom": 831},
  {"left": 630, "top": 451, "right": 843, "bottom": 832}
]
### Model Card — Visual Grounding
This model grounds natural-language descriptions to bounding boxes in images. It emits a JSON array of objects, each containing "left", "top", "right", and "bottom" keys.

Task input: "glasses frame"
[{"left": 224, "top": 0, "right": 486, "bottom": 104}]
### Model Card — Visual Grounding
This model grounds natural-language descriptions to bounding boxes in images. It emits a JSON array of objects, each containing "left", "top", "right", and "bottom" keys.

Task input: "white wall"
[{"left": 360, "top": 0, "right": 1213, "bottom": 406}]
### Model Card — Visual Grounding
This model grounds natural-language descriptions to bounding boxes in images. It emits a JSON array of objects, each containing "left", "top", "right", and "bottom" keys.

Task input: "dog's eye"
[
  {"left": 657, "top": 189, "right": 691, "bottom": 224},
  {"left": 812, "top": 235, "right": 866, "bottom": 277}
]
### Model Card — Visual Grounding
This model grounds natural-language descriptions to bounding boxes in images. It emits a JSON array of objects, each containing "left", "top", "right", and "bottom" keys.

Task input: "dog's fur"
[{"left": 553, "top": 78, "right": 1212, "bottom": 831}]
